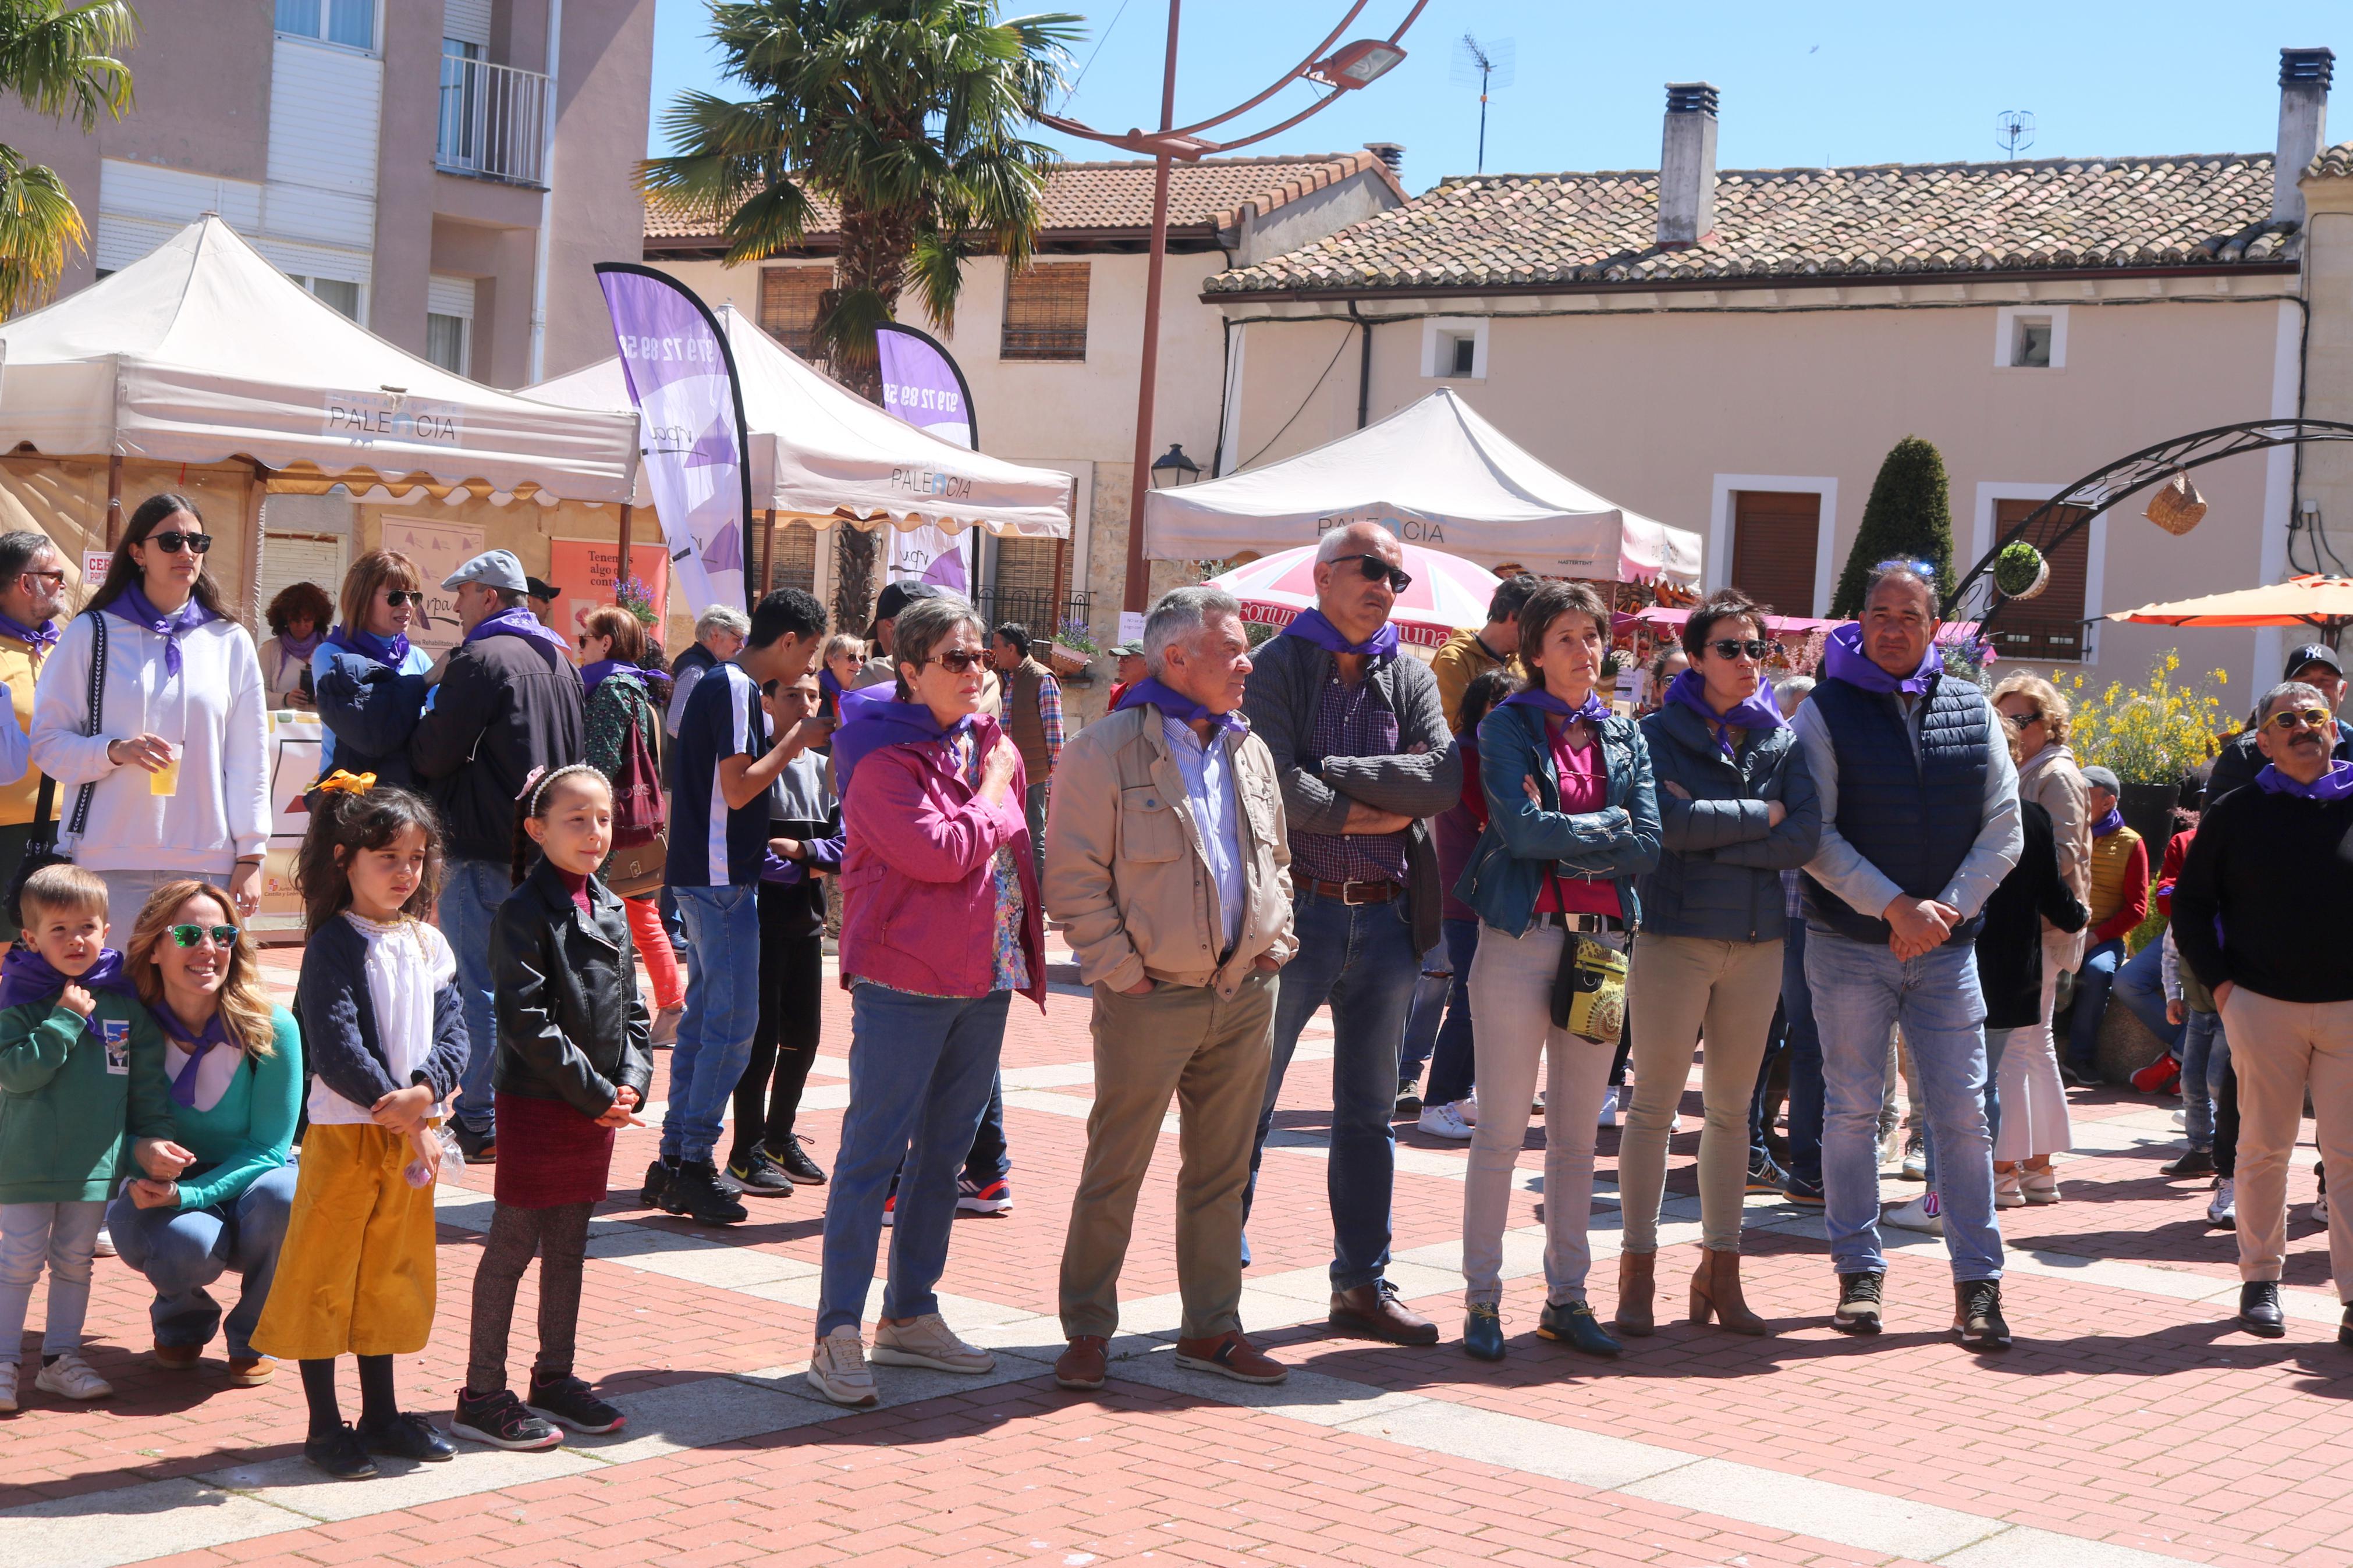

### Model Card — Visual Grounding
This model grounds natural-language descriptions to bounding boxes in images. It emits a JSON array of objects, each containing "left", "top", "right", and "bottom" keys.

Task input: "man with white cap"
[{"left": 411, "top": 549, "right": 585, "bottom": 1162}]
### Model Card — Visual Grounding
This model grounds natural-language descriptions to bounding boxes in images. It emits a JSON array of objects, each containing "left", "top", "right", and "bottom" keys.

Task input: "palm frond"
[
  {"left": 0, "top": 144, "right": 84, "bottom": 318},
  {"left": 0, "top": 0, "right": 137, "bottom": 129}
]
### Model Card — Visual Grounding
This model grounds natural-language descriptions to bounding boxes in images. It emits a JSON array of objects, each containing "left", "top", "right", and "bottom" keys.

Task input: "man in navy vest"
[{"left": 1790, "top": 561, "right": 2021, "bottom": 1348}]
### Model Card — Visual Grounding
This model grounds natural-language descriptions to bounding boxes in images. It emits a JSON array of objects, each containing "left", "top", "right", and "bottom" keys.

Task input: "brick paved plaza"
[{"left": 1, "top": 945, "right": 2348, "bottom": 1568}]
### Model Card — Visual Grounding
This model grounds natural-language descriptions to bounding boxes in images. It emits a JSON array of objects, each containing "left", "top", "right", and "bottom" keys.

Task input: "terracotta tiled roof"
[
  {"left": 2311, "top": 141, "right": 2353, "bottom": 180},
  {"left": 645, "top": 151, "right": 1406, "bottom": 244},
  {"left": 1207, "top": 153, "right": 2296, "bottom": 296}
]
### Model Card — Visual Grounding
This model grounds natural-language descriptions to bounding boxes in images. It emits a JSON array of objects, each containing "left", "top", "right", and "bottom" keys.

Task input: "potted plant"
[
  {"left": 2066, "top": 653, "right": 2233, "bottom": 846},
  {"left": 1993, "top": 541, "right": 2049, "bottom": 600},
  {"left": 1042, "top": 616, "right": 1096, "bottom": 678}
]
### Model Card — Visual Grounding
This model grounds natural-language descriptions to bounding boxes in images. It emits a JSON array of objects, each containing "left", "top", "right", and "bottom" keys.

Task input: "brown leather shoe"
[
  {"left": 1174, "top": 1330, "right": 1288, "bottom": 1384},
  {"left": 1329, "top": 1281, "right": 1440, "bottom": 1346},
  {"left": 225, "top": 1356, "right": 274, "bottom": 1386},
  {"left": 153, "top": 1342, "right": 200, "bottom": 1370},
  {"left": 1687, "top": 1247, "right": 1769, "bottom": 1336},
  {"left": 1615, "top": 1249, "right": 1656, "bottom": 1336},
  {"left": 1053, "top": 1335, "right": 1108, "bottom": 1391}
]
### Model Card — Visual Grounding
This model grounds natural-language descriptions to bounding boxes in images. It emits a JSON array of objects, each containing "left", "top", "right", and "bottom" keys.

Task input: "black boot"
[
  {"left": 2238, "top": 1280, "right": 2286, "bottom": 1338},
  {"left": 663, "top": 1158, "right": 748, "bottom": 1225}
]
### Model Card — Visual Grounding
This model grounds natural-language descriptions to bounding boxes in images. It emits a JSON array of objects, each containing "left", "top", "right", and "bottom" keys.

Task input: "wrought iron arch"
[{"left": 1944, "top": 419, "right": 2353, "bottom": 643}]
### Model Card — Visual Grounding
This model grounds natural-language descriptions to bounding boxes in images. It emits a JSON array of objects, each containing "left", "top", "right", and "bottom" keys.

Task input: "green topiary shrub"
[{"left": 1830, "top": 435, "right": 1957, "bottom": 619}]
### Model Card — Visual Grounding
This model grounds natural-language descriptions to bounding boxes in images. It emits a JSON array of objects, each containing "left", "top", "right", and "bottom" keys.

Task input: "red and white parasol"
[{"left": 1205, "top": 542, "right": 1502, "bottom": 650}]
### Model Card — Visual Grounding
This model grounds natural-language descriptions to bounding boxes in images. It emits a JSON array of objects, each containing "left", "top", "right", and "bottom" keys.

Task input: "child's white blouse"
[{"left": 306, "top": 913, "right": 457, "bottom": 1127}]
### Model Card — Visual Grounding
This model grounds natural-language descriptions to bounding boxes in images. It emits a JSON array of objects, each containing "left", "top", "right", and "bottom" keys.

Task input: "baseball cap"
[
  {"left": 872, "top": 581, "right": 943, "bottom": 624},
  {"left": 441, "top": 549, "right": 528, "bottom": 595},
  {"left": 2080, "top": 765, "right": 2121, "bottom": 794},
  {"left": 2284, "top": 642, "right": 2343, "bottom": 680},
  {"left": 1110, "top": 640, "right": 1145, "bottom": 657},
  {"left": 524, "top": 576, "right": 560, "bottom": 602}
]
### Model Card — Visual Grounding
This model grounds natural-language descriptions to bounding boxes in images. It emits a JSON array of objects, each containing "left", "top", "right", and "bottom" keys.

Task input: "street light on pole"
[{"left": 1035, "top": 3, "right": 1432, "bottom": 620}]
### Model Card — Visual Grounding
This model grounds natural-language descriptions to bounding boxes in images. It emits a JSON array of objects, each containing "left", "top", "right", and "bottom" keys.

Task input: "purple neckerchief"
[
  {"left": 104, "top": 584, "right": 217, "bottom": 678},
  {"left": 2255, "top": 761, "right": 2353, "bottom": 802},
  {"left": 1663, "top": 667, "right": 1783, "bottom": 757},
  {"left": 0, "top": 612, "right": 58, "bottom": 652},
  {"left": 1822, "top": 621, "right": 1943, "bottom": 697},
  {"left": 0, "top": 947, "right": 139, "bottom": 1039},
  {"left": 2089, "top": 805, "right": 2126, "bottom": 837},
  {"left": 1501, "top": 687, "right": 1612, "bottom": 726},
  {"left": 464, "top": 606, "right": 572, "bottom": 669},
  {"left": 580, "top": 658, "right": 635, "bottom": 695},
  {"left": 819, "top": 667, "right": 843, "bottom": 705},
  {"left": 1114, "top": 675, "right": 1248, "bottom": 737},
  {"left": 1282, "top": 607, "right": 1399, "bottom": 659},
  {"left": 831, "top": 692, "right": 975, "bottom": 795},
  {"left": 326, "top": 625, "right": 411, "bottom": 667},
  {"left": 162, "top": 1009, "right": 236, "bottom": 1107}
]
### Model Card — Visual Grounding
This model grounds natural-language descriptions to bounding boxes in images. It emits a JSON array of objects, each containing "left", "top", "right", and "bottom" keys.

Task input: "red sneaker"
[{"left": 2130, "top": 1057, "right": 2181, "bottom": 1096}]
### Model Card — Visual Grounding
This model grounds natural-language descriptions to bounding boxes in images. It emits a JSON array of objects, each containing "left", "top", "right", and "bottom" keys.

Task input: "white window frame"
[
  {"left": 1970, "top": 480, "right": 2106, "bottom": 664},
  {"left": 1418, "top": 316, "right": 1488, "bottom": 381},
  {"left": 1993, "top": 304, "right": 2068, "bottom": 371},
  {"left": 1706, "top": 474, "right": 1839, "bottom": 618}
]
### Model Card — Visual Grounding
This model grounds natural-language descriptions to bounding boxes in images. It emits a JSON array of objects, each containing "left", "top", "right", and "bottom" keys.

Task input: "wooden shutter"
[
  {"left": 766, "top": 520, "right": 816, "bottom": 596},
  {"left": 1990, "top": 499, "right": 2092, "bottom": 663},
  {"left": 1002, "top": 262, "right": 1089, "bottom": 361},
  {"left": 1730, "top": 490, "right": 1821, "bottom": 618},
  {"left": 759, "top": 267, "right": 829, "bottom": 358}
]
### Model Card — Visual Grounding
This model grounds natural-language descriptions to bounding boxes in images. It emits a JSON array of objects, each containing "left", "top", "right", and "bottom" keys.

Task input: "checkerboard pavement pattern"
[{"left": 2, "top": 938, "right": 2349, "bottom": 1567}]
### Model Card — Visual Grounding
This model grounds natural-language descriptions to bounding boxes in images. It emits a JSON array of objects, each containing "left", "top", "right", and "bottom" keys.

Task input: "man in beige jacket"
[{"left": 1043, "top": 585, "right": 1296, "bottom": 1392}]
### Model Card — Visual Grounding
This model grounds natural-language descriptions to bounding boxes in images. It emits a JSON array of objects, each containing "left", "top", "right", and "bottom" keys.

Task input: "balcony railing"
[
  {"left": 436, "top": 56, "right": 550, "bottom": 188},
  {"left": 972, "top": 587, "right": 1092, "bottom": 649}
]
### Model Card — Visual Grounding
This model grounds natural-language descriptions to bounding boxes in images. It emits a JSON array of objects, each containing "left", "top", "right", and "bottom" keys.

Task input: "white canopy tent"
[{"left": 1142, "top": 387, "right": 1701, "bottom": 585}]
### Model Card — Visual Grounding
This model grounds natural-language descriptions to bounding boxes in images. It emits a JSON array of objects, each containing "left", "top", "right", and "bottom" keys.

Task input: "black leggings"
[
  {"left": 2215, "top": 1060, "right": 2240, "bottom": 1181},
  {"left": 729, "top": 884, "right": 824, "bottom": 1167},
  {"left": 465, "top": 1200, "right": 594, "bottom": 1394}
]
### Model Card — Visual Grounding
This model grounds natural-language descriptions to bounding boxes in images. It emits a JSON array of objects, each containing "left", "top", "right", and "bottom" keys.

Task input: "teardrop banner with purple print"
[
  {"left": 595, "top": 263, "right": 753, "bottom": 614},
  {"left": 875, "top": 321, "right": 977, "bottom": 597}
]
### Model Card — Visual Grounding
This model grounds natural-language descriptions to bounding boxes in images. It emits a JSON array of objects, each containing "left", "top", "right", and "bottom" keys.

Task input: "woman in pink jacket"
[{"left": 806, "top": 596, "right": 1045, "bottom": 1409}]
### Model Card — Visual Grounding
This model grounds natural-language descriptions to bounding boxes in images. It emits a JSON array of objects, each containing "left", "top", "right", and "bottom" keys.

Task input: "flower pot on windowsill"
[{"left": 1041, "top": 641, "right": 1090, "bottom": 678}]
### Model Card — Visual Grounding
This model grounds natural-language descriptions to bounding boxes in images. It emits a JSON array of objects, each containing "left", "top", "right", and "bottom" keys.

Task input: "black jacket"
[
  {"left": 1636, "top": 703, "right": 1822, "bottom": 943},
  {"left": 410, "top": 632, "right": 586, "bottom": 863},
  {"left": 1974, "top": 801, "right": 2086, "bottom": 1031},
  {"left": 489, "top": 859, "right": 654, "bottom": 1116}
]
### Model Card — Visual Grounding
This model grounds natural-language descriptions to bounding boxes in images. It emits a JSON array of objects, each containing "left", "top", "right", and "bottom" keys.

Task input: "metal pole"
[
  {"left": 1120, "top": 0, "right": 1183, "bottom": 617},
  {"left": 615, "top": 502, "right": 633, "bottom": 603},
  {"left": 104, "top": 454, "right": 122, "bottom": 549}
]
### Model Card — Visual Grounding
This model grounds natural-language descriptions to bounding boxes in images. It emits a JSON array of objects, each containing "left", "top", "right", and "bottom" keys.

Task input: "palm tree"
[
  {"left": 0, "top": 1, "right": 138, "bottom": 318},
  {"left": 643, "top": 0, "right": 1080, "bottom": 630}
]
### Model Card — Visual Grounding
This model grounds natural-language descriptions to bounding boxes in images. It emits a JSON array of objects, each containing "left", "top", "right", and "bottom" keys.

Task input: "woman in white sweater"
[{"left": 30, "top": 493, "right": 270, "bottom": 921}]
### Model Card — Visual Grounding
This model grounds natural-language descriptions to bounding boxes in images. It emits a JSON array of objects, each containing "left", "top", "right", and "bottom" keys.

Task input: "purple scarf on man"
[
  {"left": 465, "top": 606, "right": 573, "bottom": 670},
  {"left": 2089, "top": 805, "right": 2127, "bottom": 837},
  {"left": 104, "top": 584, "right": 217, "bottom": 678},
  {"left": 0, "top": 947, "right": 139, "bottom": 1039},
  {"left": 1113, "top": 675, "right": 1248, "bottom": 737},
  {"left": 1663, "top": 667, "right": 1783, "bottom": 757},
  {"left": 1281, "top": 607, "right": 1399, "bottom": 659},
  {"left": 0, "top": 612, "right": 58, "bottom": 652},
  {"left": 1822, "top": 621, "right": 1942, "bottom": 697},
  {"left": 2256, "top": 760, "right": 2353, "bottom": 802},
  {"left": 326, "top": 624, "right": 411, "bottom": 668}
]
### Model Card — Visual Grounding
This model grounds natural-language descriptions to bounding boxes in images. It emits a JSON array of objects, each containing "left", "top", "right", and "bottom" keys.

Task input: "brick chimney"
[
  {"left": 2276, "top": 47, "right": 2334, "bottom": 223},
  {"left": 1658, "top": 83, "right": 1719, "bottom": 247},
  {"left": 1363, "top": 142, "right": 1406, "bottom": 178}
]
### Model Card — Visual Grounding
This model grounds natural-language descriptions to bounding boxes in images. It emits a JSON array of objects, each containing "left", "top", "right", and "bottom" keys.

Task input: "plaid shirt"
[
  {"left": 1783, "top": 867, "right": 1804, "bottom": 919},
  {"left": 1037, "top": 671, "right": 1064, "bottom": 774},
  {"left": 1289, "top": 663, "right": 1410, "bottom": 887}
]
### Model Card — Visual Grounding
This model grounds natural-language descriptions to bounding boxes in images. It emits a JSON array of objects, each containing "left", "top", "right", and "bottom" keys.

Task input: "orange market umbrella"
[{"left": 2106, "top": 574, "right": 2353, "bottom": 642}]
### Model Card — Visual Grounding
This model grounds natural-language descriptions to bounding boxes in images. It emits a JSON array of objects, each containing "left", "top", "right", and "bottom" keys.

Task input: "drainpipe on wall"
[
  {"left": 527, "top": 0, "right": 564, "bottom": 385},
  {"left": 1348, "top": 301, "right": 1372, "bottom": 429}
]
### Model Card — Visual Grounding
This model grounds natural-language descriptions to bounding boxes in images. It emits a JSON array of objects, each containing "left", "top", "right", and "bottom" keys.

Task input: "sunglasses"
[
  {"left": 1331, "top": 553, "right": 1413, "bottom": 593},
  {"left": 381, "top": 590, "right": 423, "bottom": 607},
  {"left": 20, "top": 569, "right": 63, "bottom": 586},
  {"left": 2264, "top": 707, "right": 2334, "bottom": 734},
  {"left": 147, "top": 530, "right": 213, "bottom": 555},
  {"left": 922, "top": 649, "right": 989, "bottom": 674},
  {"left": 166, "top": 923, "right": 239, "bottom": 950},
  {"left": 1708, "top": 639, "right": 1771, "bottom": 662},
  {"left": 1999, "top": 709, "right": 2043, "bottom": 729}
]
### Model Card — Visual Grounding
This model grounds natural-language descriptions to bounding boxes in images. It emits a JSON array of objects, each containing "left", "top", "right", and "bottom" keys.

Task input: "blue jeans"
[
  {"left": 1807, "top": 930, "right": 2002, "bottom": 1282},
  {"left": 1397, "top": 940, "right": 1450, "bottom": 1083},
  {"left": 2065, "top": 937, "right": 2127, "bottom": 1069},
  {"left": 1780, "top": 920, "right": 1824, "bottom": 1186},
  {"left": 2182, "top": 1008, "right": 2231, "bottom": 1151},
  {"left": 1925, "top": 1026, "right": 2009, "bottom": 1190},
  {"left": 436, "top": 856, "right": 510, "bottom": 1135},
  {"left": 663, "top": 884, "right": 762, "bottom": 1165},
  {"left": 1424, "top": 917, "right": 1481, "bottom": 1107},
  {"left": 818, "top": 986, "right": 1010, "bottom": 1337},
  {"left": 1243, "top": 888, "right": 1420, "bottom": 1292},
  {"left": 2113, "top": 939, "right": 2181, "bottom": 1055},
  {"left": 105, "top": 1165, "right": 299, "bottom": 1361}
]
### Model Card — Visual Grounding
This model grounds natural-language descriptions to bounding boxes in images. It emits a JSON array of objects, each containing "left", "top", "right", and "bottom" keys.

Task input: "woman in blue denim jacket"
[{"left": 1455, "top": 581, "right": 1659, "bottom": 1363}]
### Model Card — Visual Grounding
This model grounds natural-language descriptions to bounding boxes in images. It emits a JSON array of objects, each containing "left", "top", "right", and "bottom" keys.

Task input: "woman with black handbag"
[
  {"left": 1456, "top": 581, "right": 1660, "bottom": 1363},
  {"left": 579, "top": 605, "right": 682, "bottom": 1044}
]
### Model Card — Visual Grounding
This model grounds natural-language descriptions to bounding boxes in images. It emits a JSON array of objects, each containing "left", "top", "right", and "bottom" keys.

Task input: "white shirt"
[
  {"left": 307, "top": 914, "right": 456, "bottom": 1126},
  {"left": 161, "top": 1036, "right": 243, "bottom": 1115}
]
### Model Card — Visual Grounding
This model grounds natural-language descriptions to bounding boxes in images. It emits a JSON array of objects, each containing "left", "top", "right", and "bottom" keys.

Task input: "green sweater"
[
  {"left": 159, "top": 1006, "right": 303, "bottom": 1213},
  {"left": 0, "top": 992, "right": 172, "bottom": 1204}
]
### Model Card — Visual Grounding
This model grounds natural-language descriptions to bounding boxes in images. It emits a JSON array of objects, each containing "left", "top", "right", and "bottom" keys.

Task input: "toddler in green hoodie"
[{"left": 0, "top": 864, "right": 172, "bottom": 1410}]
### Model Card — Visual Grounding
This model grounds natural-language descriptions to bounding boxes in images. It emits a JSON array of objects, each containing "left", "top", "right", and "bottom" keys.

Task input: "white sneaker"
[
  {"left": 2022, "top": 1168, "right": 2061, "bottom": 1206},
  {"left": 1900, "top": 1135, "right": 1928, "bottom": 1183},
  {"left": 1884, "top": 1192, "right": 1944, "bottom": 1235},
  {"left": 1878, "top": 1130, "right": 1901, "bottom": 1169},
  {"left": 91, "top": 1228, "right": 115, "bottom": 1259},
  {"left": 1994, "top": 1169, "right": 2025, "bottom": 1209},
  {"left": 0, "top": 1362, "right": 16, "bottom": 1412},
  {"left": 1596, "top": 1087, "right": 1620, "bottom": 1128},
  {"left": 1416, "top": 1103, "right": 1473, "bottom": 1141},
  {"left": 2209, "top": 1178, "right": 2237, "bottom": 1228},
  {"left": 2311, "top": 1192, "right": 2331, "bottom": 1227},
  {"left": 871, "top": 1313, "right": 995, "bottom": 1374},
  {"left": 34, "top": 1352, "right": 112, "bottom": 1400},
  {"left": 806, "top": 1328, "right": 879, "bottom": 1407},
  {"left": 1458, "top": 1091, "right": 1479, "bottom": 1127}
]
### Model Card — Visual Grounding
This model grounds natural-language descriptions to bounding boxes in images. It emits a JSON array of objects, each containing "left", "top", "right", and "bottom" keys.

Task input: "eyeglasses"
[
  {"left": 2263, "top": 707, "right": 2334, "bottom": 734},
  {"left": 1330, "top": 553, "right": 1413, "bottom": 593},
  {"left": 1999, "top": 709, "right": 2042, "bottom": 730},
  {"left": 1708, "top": 639, "right": 1771, "bottom": 662},
  {"left": 381, "top": 590, "right": 422, "bottom": 607},
  {"left": 147, "top": 530, "right": 213, "bottom": 555},
  {"left": 20, "top": 570, "right": 63, "bottom": 586},
  {"left": 166, "top": 923, "right": 239, "bottom": 950},
  {"left": 922, "top": 649, "right": 989, "bottom": 674}
]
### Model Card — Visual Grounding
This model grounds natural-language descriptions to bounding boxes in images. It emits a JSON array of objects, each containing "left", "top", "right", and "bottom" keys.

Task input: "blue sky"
[{"left": 649, "top": 2, "right": 2346, "bottom": 190}]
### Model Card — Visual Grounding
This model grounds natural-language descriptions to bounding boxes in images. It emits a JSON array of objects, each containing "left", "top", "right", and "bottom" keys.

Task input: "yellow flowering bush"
[{"left": 2061, "top": 652, "right": 2231, "bottom": 786}]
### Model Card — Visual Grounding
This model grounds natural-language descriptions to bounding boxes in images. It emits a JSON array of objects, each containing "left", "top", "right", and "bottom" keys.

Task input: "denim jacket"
[{"left": 1456, "top": 703, "right": 1660, "bottom": 937}]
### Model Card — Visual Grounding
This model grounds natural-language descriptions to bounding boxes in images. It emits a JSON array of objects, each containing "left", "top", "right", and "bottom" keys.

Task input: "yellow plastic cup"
[{"left": 150, "top": 749, "right": 180, "bottom": 798}]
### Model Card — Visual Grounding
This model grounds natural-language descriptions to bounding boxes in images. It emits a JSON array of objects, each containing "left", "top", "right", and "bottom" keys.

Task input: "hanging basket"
[
  {"left": 1041, "top": 641, "right": 1090, "bottom": 678},
  {"left": 1993, "top": 542, "right": 2050, "bottom": 600},
  {"left": 2145, "top": 471, "right": 2208, "bottom": 536}
]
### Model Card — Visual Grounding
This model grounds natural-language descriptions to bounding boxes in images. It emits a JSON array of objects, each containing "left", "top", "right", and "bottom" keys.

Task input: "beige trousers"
[
  {"left": 1620, "top": 933, "right": 1785, "bottom": 1253},
  {"left": 2221, "top": 986, "right": 2353, "bottom": 1297},
  {"left": 1057, "top": 970, "right": 1276, "bottom": 1340}
]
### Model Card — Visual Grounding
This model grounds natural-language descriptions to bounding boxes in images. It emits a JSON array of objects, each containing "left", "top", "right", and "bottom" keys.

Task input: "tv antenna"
[
  {"left": 1452, "top": 33, "right": 1514, "bottom": 174},
  {"left": 1995, "top": 109, "right": 2036, "bottom": 161}
]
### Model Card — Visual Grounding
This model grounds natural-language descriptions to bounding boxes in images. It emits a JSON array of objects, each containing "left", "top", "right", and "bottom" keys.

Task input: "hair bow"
[{"left": 315, "top": 770, "right": 376, "bottom": 796}]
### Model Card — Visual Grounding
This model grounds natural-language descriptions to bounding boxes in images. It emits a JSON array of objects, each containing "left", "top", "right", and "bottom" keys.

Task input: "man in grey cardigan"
[{"left": 1240, "top": 521, "right": 1461, "bottom": 1344}]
